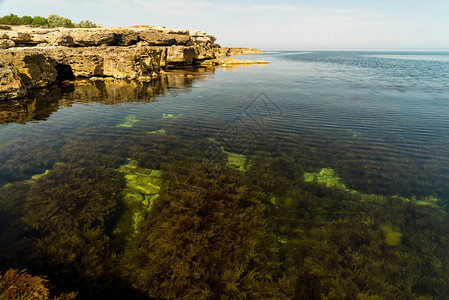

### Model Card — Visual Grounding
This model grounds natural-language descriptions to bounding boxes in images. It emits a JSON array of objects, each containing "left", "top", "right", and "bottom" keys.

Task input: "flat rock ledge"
[{"left": 0, "top": 25, "right": 263, "bottom": 100}]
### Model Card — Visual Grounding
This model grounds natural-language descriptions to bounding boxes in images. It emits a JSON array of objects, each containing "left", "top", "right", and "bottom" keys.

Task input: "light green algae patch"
[
  {"left": 223, "top": 150, "right": 250, "bottom": 172},
  {"left": 116, "top": 115, "right": 138, "bottom": 128},
  {"left": 31, "top": 169, "right": 51, "bottom": 181},
  {"left": 114, "top": 159, "right": 162, "bottom": 241},
  {"left": 162, "top": 113, "right": 182, "bottom": 119},
  {"left": 148, "top": 129, "right": 167, "bottom": 135},
  {"left": 270, "top": 196, "right": 295, "bottom": 208},
  {"left": 346, "top": 129, "right": 361, "bottom": 138},
  {"left": 379, "top": 224, "right": 402, "bottom": 246},
  {"left": 304, "top": 168, "right": 346, "bottom": 190},
  {"left": 204, "top": 137, "right": 251, "bottom": 172},
  {"left": 303, "top": 167, "right": 439, "bottom": 208}
]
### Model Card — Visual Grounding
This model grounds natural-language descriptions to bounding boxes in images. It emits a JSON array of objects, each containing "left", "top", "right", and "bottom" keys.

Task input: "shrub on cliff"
[
  {"left": 47, "top": 14, "right": 74, "bottom": 28},
  {"left": 0, "top": 14, "right": 95, "bottom": 28},
  {"left": 123, "top": 162, "right": 287, "bottom": 298}
]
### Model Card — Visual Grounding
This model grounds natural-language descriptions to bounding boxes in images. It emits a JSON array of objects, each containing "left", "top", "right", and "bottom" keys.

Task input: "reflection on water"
[
  {"left": 0, "top": 67, "right": 215, "bottom": 125},
  {"left": 1, "top": 52, "right": 449, "bottom": 299}
]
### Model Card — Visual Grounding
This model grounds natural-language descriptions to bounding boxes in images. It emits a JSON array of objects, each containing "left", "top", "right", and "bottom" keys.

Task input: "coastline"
[{"left": 0, "top": 25, "right": 263, "bottom": 101}]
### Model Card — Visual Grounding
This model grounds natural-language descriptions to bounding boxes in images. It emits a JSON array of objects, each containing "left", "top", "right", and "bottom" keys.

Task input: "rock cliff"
[{"left": 0, "top": 25, "right": 262, "bottom": 100}]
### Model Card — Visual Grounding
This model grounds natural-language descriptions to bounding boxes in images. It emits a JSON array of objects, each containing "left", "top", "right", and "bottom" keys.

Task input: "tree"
[
  {"left": 47, "top": 14, "right": 74, "bottom": 28},
  {"left": 0, "top": 14, "right": 21, "bottom": 25},
  {"left": 31, "top": 16, "right": 48, "bottom": 27},
  {"left": 20, "top": 15, "right": 33, "bottom": 25}
]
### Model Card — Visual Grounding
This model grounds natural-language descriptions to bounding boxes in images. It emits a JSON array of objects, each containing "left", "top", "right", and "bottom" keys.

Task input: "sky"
[{"left": 1, "top": 0, "right": 449, "bottom": 49}]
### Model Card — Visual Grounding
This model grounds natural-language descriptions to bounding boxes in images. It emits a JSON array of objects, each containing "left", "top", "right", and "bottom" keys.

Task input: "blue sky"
[{"left": 1, "top": 0, "right": 448, "bottom": 49}]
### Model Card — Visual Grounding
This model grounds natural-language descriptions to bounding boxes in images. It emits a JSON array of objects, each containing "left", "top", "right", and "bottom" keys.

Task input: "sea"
[{"left": 1, "top": 50, "right": 449, "bottom": 298}]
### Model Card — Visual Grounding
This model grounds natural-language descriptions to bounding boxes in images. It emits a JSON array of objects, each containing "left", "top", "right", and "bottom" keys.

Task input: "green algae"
[
  {"left": 116, "top": 115, "right": 138, "bottom": 128},
  {"left": 345, "top": 129, "right": 361, "bottom": 137},
  {"left": 116, "top": 159, "right": 162, "bottom": 238},
  {"left": 270, "top": 196, "right": 295, "bottom": 208},
  {"left": 304, "top": 168, "right": 346, "bottom": 189},
  {"left": 123, "top": 162, "right": 286, "bottom": 299},
  {"left": 223, "top": 150, "right": 250, "bottom": 172},
  {"left": 303, "top": 167, "right": 440, "bottom": 208},
  {"left": 148, "top": 128, "right": 167, "bottom": 135},
  {"left": 162, "top": 113, "right": 182, "bottom": 119},
  {"left": 202, "top": 137, "right": 251, "bottom": 172},
  {"left": 379, "top": 224, "right": 403, "bottom": 246}
]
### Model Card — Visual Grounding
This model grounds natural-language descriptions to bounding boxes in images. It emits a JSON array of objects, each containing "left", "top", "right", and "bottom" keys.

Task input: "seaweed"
[
  {"left": 22, "top": 163, "right": 123, "bottom": 294},
  {"left": 0, "top": 269, "right": 76, "bottom": 300},
  {"left": 123, "top": 162, "right": 287, "bottom": 299}
]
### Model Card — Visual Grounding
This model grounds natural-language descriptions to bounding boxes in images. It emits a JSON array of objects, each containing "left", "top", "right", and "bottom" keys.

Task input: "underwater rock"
[
  {"left": 162, "top": 113, "right": 182, "bottom": 119},
  {"left": 223, "top": 150, "right": 250, "bottom": 172},
  {"left": 116, "top": 115, "right": 138, "bottom": 128},
  {"left": 303, "top": 168, "right": 441, "bottom": 209},
  {"left": 304, "top": 168, "right": 346, "bottom": 190},
  {"left": 115, "top": 159, "right": 162, "bottom": 238}
]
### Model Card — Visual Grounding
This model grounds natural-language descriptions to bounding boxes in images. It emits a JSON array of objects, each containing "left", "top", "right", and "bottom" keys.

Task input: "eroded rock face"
[
  {"left": 0, "top": 51, "right": 58, "bottom": 89},
  {"left": 0, "top": 60, "right": 27, "bottom": 100},
  {"left": 0, "top": 25, "right": 261, "bottom": 100}
]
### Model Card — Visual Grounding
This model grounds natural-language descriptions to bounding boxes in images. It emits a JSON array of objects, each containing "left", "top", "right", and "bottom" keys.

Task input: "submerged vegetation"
[
  {"left": 1, "top": 73, "right": 449, "bottom": 298},
  {"left": 123, "top": 162, "right": 288, "bottom": 299},
  {"left": 0, "top": 269, "right": 76, "bottom": 299}
]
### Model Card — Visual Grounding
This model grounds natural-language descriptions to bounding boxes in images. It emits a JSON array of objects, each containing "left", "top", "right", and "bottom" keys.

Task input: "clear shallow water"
[{"left": 1, "top": 51, "right": 449, "bottom": 298}]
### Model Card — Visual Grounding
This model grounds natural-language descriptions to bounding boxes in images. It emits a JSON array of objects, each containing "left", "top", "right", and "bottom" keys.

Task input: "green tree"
[
  {"left": 31, "top": 16, "right": 48, "bottom": 27},
  {"left": 47, "top": 14, "right": 74, "bottom": 28},
  {"left": 76, "top": 20, "right": 96, "bottom": 28},
  {"left": 0, "top": 14, "right": 21, "bottom": 25},
  {"left": 20, "top": 15, "right": 33, "bottom": 25}
]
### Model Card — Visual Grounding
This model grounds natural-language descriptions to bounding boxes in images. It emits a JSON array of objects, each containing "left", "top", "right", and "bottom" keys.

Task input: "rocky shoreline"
[{"left": 0, "top": 25, "right": 263, "bottom": 100}]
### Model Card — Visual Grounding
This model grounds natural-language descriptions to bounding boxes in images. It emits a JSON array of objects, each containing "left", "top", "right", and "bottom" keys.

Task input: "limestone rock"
[
  {"left": 0, "top": 25, "right": 262, "bottom": 100},
  {"left": 69, "top": 29, "right": 116, "bottom": 46},
  {"left": 0, "top": 39, "right": 15, "bottom": 49},
  {"left": 215, "top": 47, "right": 264, "bottom": 57},
  {"left": 0, "top": 60, "right": 27, "bottom": 100},
  {"left": 44, "top": 31, "right": 75, "bottom": 46},
  {"left": 221, "top": 56, "right": 269, "bottom": 65},
  {"left": 0, "top": 51, "right": 58, "bottom": 89},
  {"left": 167, "top": 46, "right": 197, "bottom": 65}
]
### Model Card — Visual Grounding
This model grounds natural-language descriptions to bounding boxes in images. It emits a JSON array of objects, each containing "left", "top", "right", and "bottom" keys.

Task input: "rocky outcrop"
[
  {"left": 0, "top": 25, "right": 262, "bottom": 100},
  {"left": 0, "top": 60, "right": 27, "bottom": 100},
  {"left": 214, "top": 47, "right": 264, "bottom": 57},
  {"left": 220, "top": 56, "right": 269, "bottom": 65}
]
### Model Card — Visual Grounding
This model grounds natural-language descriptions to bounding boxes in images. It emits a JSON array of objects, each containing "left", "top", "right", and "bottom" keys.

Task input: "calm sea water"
[{"left": 1, "top": 51, "right": 449, "bottom": 298}]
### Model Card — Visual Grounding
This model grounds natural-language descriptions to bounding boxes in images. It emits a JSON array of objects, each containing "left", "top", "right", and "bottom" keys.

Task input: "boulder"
[
  {"left": 69, "top": 29, "right": 116, "bottom": 46},
  {"left": 0, "top": 60, "right": 27, "bottom": 100},
  {"left": 0, "top": 39, "right": 15, "bottom": 49},
  {"left": 166, "top": 46, "right": 197, "bottom": 65}
]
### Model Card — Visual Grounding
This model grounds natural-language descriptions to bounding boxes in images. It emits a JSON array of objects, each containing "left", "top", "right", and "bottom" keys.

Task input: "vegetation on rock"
[{"left": 0, "top": 13, "right": 96, "bottom": 28}]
